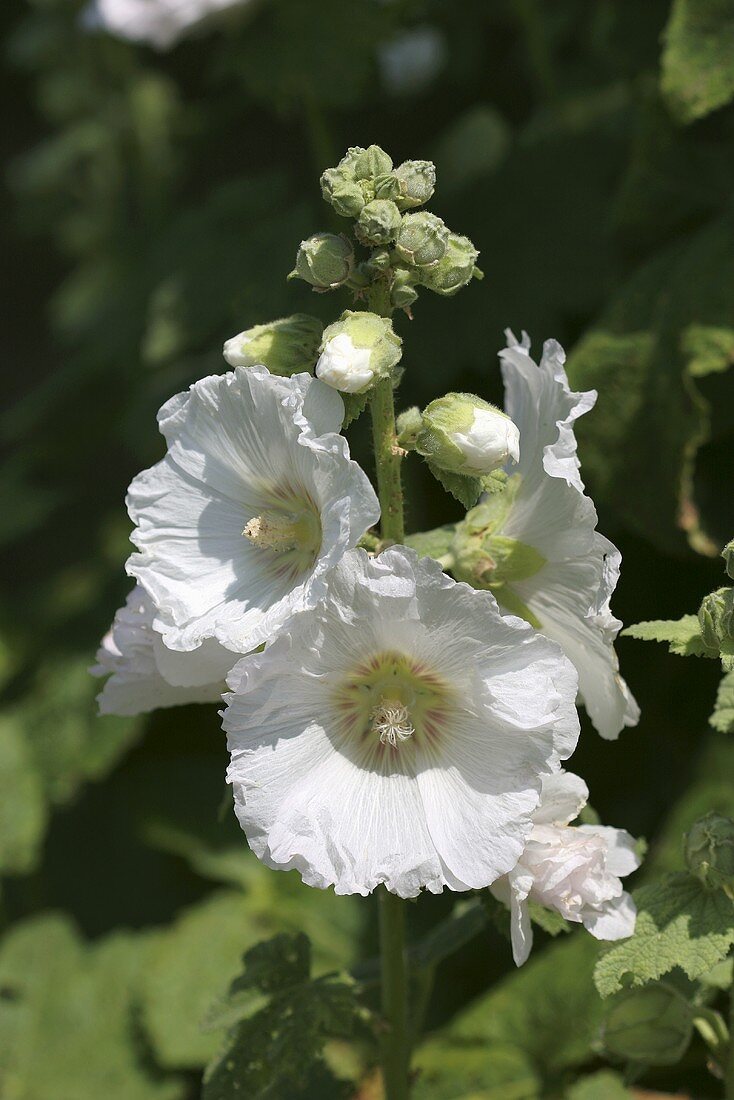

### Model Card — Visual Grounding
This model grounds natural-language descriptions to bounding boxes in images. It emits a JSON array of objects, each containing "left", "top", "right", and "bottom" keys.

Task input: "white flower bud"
[
  {"left": 316, "top": 333, "right": 374, "bottom": 394},
  {"left": 449, "top": 406, "right": 520, "bottom": 473}
]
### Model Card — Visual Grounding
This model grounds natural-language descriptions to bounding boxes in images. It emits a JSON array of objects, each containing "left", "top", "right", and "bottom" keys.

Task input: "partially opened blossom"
[
  {"left": 223, "top": 547, "right": 580, "bottom": 898},
  {"left": 454, "top": 333, "right": 639, "bottom": 739},
  {"left": 92, "top": 585, "right": 237, "bottom": 715},
  {"left": 85, "top": 0, "right": 253, "bottom": 50},
  {"left": 491, "top": 770, "right": 639, "bottom": 965},
  {"left": 126, "top": 366, "right": 379, "bottom": 655}
]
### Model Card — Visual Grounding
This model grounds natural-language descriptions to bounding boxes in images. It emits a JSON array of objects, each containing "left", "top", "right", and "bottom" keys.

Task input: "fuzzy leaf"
[
  {"left": 527, "top": 902, "right": 570, "bottom": 937},
  {"left": 566, "top": 1071, "right": 633, "bottom": 1099},
  {"left": 624, "top": 616, "right": 713, "bottom": 657},
  {"left": 711, "top": 670, "right": 734, "bottom": 732},
  {"left": 594, "top": 872, "right": 734, "bottom": 997},
  {"left": 426, "top": 461, "right": 483, "bottom": 509},
  {"left": 340, "top": 390, "right": 369, "bottom": 429},
  {"left": 661, "top": 0, "right": 734, "bottom": 123}
]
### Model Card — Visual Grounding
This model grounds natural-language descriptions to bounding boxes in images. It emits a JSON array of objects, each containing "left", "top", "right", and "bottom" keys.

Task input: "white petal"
[
  {"left": 577, "top": 825, "right": 641, "bottom": 878},
  {"left": 509, "top": 885, "right": 533, "bottom": 966},
  {"left": 584, "top": 891, "right": 637, "bottom": 941},
  {"left": 533, "top": 769, "right": 589, "bottom": 826},
  {"left": 86, "top": 0, "right": 251, "bottom": 49}
]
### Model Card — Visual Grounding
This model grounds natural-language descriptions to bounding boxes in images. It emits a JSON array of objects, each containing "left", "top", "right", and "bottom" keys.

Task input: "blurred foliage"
[{"left": 2, "top": 0, "right": 734, "bottom": 1096}]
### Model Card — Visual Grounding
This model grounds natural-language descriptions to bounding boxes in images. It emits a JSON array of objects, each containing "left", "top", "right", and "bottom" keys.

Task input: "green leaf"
[
  {"left": 698, "top": 957, "right": 733, "bottom": 990},
  {"left": 526, "top": 902, "right": 570, "bottom": 937},
  {"left": 341, "top": 390, "right": 369, "bottom": 429},
  {"left": 202, "top": 933, "right": 363, "bottom": 1100},
  {"left": 404, "top": 524, "right": 456, "bottom": 563},
  {"left": 624, "top": 615, "right": 713, "bottom": 657},
  {"left": 0, "top": 718, "right": 47, "bottom": 874},
  {"left": 565, "top": 1070, "right": 633, "bottom": 1099},
  {"left": 0, "top": 916, "right": 184, "bottom": 1100},
  {"left": 566, "top": 211, "right": 734, "bottom": 555},
  {"left": 712, "top": 669, "right": 734, "bottom": 732},
  {"left": 661, "top": 0, "right": 734, "bottom": 123},
  {"left": 426, "top": 462, "right": 483, "bottom": 509},
  {"left": 594, "top": 872, "right": 734, "bottom": 997},
  {"left": 413, "top": 1040, "right": 540, "bottom": 1100},
  {"left": 683, "top": 324, "right": 734, "bottom": 378}
]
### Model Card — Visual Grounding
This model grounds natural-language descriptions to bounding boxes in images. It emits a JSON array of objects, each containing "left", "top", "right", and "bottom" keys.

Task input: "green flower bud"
[
  {"left": 390, "top": 267, "right": 419, "bottom": 310},
  {"left": 320, "top": 167, "right": 370, "bottom": 218},
  {"left": 353, "top": 144, "right": 393, "bottom": 181},
  {"left": 223, "top": 314, "right": 323, "bottom": 377},
  {"left": 355, "top": 199, "right": 402, "bottom": 246},
  {"left": 289, "top": 233, "right": 354, "bottom": 290},
  {"left": 418, "top": 233, "right": 480, "bottom": 297},
  {"left": 685, "top": 812, "right": 734, "bottom": 896},
  {"left": 723, "top": 539, "right": 734, "bottom": 580},
  {"left": 600, "top": 983, "right": 692, "bottom": 1066},
  {"left": 415, "top": 393, "right": 520, "bottom": 476},
  {"left": 373, "top": 172, "right": 404, "bottom": 203},
  {"left": 395, "top": 211, "right": 449, "bottom": 268},
  {"left": 359, "top": 248, "right": 392, "bottom": 281},
  {"left": 698, "top": 587, "right": 734, "bottom": 651},
  {"left": 394, "top": 160, "right": 436, "bottom": 210},
  {"left": 315, "top": 310, "right": 402, "bottom": 394}
]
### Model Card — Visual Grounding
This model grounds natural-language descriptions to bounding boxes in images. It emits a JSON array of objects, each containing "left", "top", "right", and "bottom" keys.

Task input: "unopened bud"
[
  {"left": 360, "top": 248, "right": 392, "bottom": 280},
  {"left": 353, "top": 145, "right": 393, "bottom": 182},
  {"left": 685, "top": 812, "right": 734, "bottom": 896},
  {"left": 698, "top": 587, "right": 734, "bottom": 652},
  {"left": 395, "top": 211, "right": 449, "bottom": 268},
  {"left": 290, "top": 233, "right": 354, "bottom": 290},
  {"left": 223, "top": 314, "right": 323, "bottom": 376},
  {"left": 601, "top": 983, "right": 692, "bottom": 1065},
  {"left": 390, "top": 267, "right": 419, "bottom": 310},
  {"left": 723, "top": 540, "right": 734, "bottom": 580},
  {"left": 320, "top": 167, "right": 369, "bottom": 218},
  {"left": 394, "top": 160, "right": 436, "bottom": 210},
  {"left": 418, "top": 233, "right": 480, "bottom": 297},
  {"left": 356, "top": 199, "right": 402, "bottom": 246},
  {"left": 416, "top": 393, "right": 520, "bottom": 477},
  {"left": 315, "top": 310, "right": 402, "bottom": 394},
  {"left": 373, "top": 172, "right": 404, "bottom": 203}
]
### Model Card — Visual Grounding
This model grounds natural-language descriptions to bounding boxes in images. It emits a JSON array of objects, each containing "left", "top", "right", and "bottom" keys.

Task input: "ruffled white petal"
[
  {"left": 126, "top": 366, "right": 379, "bottom": 653},
  {"left": 92, "top": 585, "right": 235, "bottom": 716},
  {"left": 85, "top": 0, "right": 250, "bottom": 49},
  {"left": 223, "top": 547, "right": 580, "bottom": 897},
  {"left": 531, "top": 769, "right": 588, "bottom": 826},
  {"left": 499, "top": 332, "right": 639, "bottom": 739}
]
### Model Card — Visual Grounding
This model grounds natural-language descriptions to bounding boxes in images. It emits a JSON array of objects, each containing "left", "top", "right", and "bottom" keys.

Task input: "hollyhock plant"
[
  {"left": 126, "top": 365, "right": 380, "bottom": 655},
  {"left": 490, "top": 769, "right": 639, "bottom": 965},
  {"left": 452, "top": 331, "right": 639, "bottom": 739},
  {"left": 92, "top": 584, "right": 236, "bottom": 715},
  {"left": 223, "top": 547, "right": 580, "bottom": 897}
]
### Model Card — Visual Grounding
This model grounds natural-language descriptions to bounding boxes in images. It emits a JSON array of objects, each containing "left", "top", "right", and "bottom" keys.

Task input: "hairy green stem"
[
  {"left": 379, "top": 888, "right": 411, "bottom": 1099},
  {"left": 370, "top": 376, "right": 405, "bottom": 544}
]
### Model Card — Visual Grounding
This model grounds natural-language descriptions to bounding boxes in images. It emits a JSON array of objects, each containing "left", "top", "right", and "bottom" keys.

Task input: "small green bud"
[
  {"left": 223, "top": 314, "right": 323, "bottom": 377},
  {"left": 394, "top": 160, "right": 436, "bottom": 210},
  {"left": 396, "top": 406, "right": 423, "bottom": 449},
  {"left": 685, "top": 812, "right": 734, "bottom": 896},
  {"left": 355, "top": 199, "right": 402, "bottom": 246},
  {"left": 418, "top": 233, "right": 480, "bottom": 297},
  {"left": 395, "top": 211, "right": 449, "bottom": 268},
  {"left": 353, "top": 144, "right": 393, "bottom": 181},
  {"left": 723, "top": 540, "right": 734, "bottom": 580},
  {"left": 415, "top": 393, "right": 520, "bottom": 476},
  {"left": 358, "top": 249, "right": 392, "bottom": 282},
  {"left": 290, "top": 233, "right": 354, "bottom": 290},
  {"left": 698, "top": 587, "right": 734, "bottom": 651},
  {"left": 600, "top": 983, "right": 692, "bottom": 1066},
  {"left": 320, "top": 167, "right": 369, "bottom": 218},
  {"left": 315, "top": 310, "right": 402, "bottom": 394},
  {"left": 373, "top": 172, "right": 404, "bottom": 203},
  {"left": 390, "top": 267, "right": 420, "bottom": 310}
]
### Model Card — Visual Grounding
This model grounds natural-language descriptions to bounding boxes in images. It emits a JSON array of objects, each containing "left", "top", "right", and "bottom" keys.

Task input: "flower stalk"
[{"left": 379, "top": 888, "right": 411, "bottom": 1100}]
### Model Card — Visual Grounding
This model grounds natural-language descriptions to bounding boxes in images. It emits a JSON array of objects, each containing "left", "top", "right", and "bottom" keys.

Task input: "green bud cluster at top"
[
  {"left": 291, "top": 144, "right": 482, "bottom": 315},
  {"left": 684, "top": 812, "right": 734, "bottom": 897}
]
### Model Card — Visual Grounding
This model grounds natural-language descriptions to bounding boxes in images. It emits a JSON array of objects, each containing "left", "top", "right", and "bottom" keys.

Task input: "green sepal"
[
  {"left": 711, "top": 670, "right": 734, "bottom": 733},
  {"left": 426, "top": 461, "right": 483, "bottom": 509},
  {"left": 526, "top": 901, "right": 570, "bottom": 937},
  {"left": 404, "top": 525, "right": 456, "bottom": 565},
  {"left": 491, "top": 584, "right": 543, "bottom": 630}
]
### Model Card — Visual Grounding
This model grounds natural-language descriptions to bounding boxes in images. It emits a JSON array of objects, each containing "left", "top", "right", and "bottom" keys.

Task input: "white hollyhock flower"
[
  {"left": 223, "top": 547, "right": 580, "bottom": 898},
  {"left": 449, "top": 406, "right": 520, "bottom": 473},
  {"left": 316, "top": 333, "right": 375, "bottom": 394},
  {"left": 497, "top": 331, "right": 639, "bottom": 739},
  {"left": 85, "top": 0, "right": 252, "bottom": 50},
  {"left": 491, "top": 769, "right": 639, "bottom": 966},
  {"left": 126, "top": 366, "right": 380, "bottom": 654},
  {"left": 92, "top": 585, "right": 237, "bottom": 715}
]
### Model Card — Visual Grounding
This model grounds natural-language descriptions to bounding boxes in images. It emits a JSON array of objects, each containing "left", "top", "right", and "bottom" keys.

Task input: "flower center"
[
  {"left": 370, "top": 698, "right": 415, "bottom": 747},
  {"left": 242, "top": 511, "right": 301, "bottom": 552},
  {"left": 331, "top": 651, "right": 454, "bottom": 752},
  {"left": 242, "top": 495, "right": 322, "bottom": 565}
]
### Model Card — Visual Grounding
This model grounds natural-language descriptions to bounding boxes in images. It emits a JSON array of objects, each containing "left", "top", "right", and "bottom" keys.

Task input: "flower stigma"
[{"left": 370, "top": 698, "right": 415, "bottom": 747}]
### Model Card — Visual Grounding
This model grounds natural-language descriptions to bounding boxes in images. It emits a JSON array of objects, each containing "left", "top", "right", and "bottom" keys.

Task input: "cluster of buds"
[
  {"left": 684, "top": 812, "right": 734, "bottom": 898},
  {"left": 289, "top": 144, "right": 482, "bottom": 314}
]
